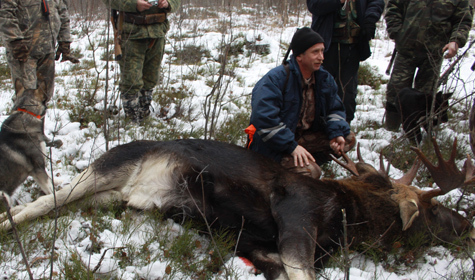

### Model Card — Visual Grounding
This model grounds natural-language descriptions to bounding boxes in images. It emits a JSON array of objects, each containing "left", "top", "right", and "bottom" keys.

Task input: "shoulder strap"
[{"left": 282, "top": 63, "right": 291, "bottom": 96}]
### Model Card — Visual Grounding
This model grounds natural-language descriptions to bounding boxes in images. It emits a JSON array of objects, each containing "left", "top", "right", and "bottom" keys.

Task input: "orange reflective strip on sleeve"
[{"left": 244, "top": 124, "right": 256, "bottom": 149}]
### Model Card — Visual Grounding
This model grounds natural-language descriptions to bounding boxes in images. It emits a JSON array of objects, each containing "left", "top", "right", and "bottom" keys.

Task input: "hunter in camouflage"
[
  {"left": 384, "top": 0, "right": 473, "bottom": 131},
  {"left": 0, "top": 0, "right": 78, "bottom": 105},
  {"left": 103, "top": 0, "right": 181, "bottom": 123}
]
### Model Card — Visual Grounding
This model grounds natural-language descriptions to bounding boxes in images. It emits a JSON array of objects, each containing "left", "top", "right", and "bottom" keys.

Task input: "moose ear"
[
  {"left": 391, "top": 184, "right": 421, "bottom": 231},
  {"left": 399, "top": 199, "right": 420, "bottom": 231}
]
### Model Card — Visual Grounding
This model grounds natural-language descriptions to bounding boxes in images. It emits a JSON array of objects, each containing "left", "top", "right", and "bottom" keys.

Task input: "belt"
[{"left": 123, "top": 12, "right": 167, "bottom": 25}]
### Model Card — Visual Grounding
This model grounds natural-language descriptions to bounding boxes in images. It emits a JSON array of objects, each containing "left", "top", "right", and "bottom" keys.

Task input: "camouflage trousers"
[
  {"left": 119, "top": 37, "right": 165, "bottom": 94},
  {"left": 386, "top": 51, "right": 443, "bottom": 107},
  {"left": 6, "top": 52, "right": 55, "bottom": 106},
  {"left": 118, "top": 37, "right": 166, "bottom": 121},
  {"left": 280, "top": 130, "right": 357, "bottom": 179}
]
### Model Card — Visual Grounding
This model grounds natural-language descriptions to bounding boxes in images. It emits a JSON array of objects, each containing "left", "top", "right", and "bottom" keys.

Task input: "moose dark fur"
[
  {"left": 397, "top": 87, "right": 452, "bottom": 143},
  {"left": 0, "top": 139, "right": 474, "bottom": 280}
]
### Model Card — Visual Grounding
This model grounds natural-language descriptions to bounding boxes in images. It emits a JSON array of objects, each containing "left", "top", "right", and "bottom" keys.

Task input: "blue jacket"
[
  {"left": 248, "top": 56, "right": 350, "bottom": 162},
  {"left": 307, "top": 0, "right": 384, "bottom": 61}
]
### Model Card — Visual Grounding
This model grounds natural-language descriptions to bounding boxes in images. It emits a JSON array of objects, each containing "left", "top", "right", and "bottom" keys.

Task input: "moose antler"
[
  {"left": 411, "top": 138, "right": 475, "bottom": 201},
  {"left": 331, "top": 143, "right": 366, "bottom": 176},
  {"left": 391, "top": 158, "right": 422, "bottom": 186},
  {"left": 332, "top": 144, "right": 421, "bottom": 186}
]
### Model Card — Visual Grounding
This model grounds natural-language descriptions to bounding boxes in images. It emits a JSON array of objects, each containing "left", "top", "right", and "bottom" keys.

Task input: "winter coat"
[
  {"left": 102, "top": 0, "right": 181, "bottom": 40},
  {"left": 0, "top": 0, "right": 71, "bottom": 57},
  {"left": 248, "top": 56, "right": 350, "bottom": 163},
  {"left": 307, "top": 0, "right": 384, "bottom": 61},
  {"left": 385, "top": 0, "right": 473, "bottom": 57}
]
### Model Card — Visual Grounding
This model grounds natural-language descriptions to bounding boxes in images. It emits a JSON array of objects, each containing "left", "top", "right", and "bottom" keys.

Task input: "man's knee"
[{"left": 280, "top": 156, "right": 322, "bottom": 179}]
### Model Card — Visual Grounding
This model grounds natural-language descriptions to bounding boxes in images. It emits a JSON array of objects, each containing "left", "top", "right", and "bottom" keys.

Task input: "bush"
[
  {"left": 358, "top": 62, "right": 388, "bottom": 90},
  {"left": 173, "top": 44, "right": 211, "bottom": 65}
]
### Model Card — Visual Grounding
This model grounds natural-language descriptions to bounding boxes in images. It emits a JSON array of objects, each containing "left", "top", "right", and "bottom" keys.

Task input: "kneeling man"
[{"left": 247, "top": 27, "right": 355, "bottom": 179}]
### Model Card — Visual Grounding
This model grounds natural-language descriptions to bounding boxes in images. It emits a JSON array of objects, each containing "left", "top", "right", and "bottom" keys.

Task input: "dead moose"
[{"left": 0, "top": 138, "right": 474, "bottom": 280}]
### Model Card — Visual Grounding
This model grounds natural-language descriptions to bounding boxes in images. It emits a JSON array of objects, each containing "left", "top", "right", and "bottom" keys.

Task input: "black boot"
[
  {"left": 121, "top": 93, "right": 140, "bottom": 123},
  {"left": 138, "top": 89, "right": 153, "bottom": 121},
  {"left": 385, "top": 102, "right": 401, "bottom": 132}
]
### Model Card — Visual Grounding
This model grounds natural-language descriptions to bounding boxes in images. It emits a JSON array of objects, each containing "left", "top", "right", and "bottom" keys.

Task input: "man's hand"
[
  {"left": 157, "top": 0, "right": 169, "bottom": 8},
  {"left": 363, "top": 22, "right": 376, "bottom": 40},
  {"left": 137, "top": 0, "right": 152, "bottom": 12},
  {"left": 291, "top": 145, "right": 316, "bottom": 167},
  {"left": 442, "top": 42, "right": 459, "bottom": 59},
  {"left": 55, "top": 42, "right": 79, "bottom": 63},
  {"left": 330, "top": 136, "right": 346, "bottom": 156}
]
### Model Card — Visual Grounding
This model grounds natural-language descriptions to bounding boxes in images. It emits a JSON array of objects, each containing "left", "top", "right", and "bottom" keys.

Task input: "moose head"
[{"left": 333, "top": 137, "right": 475, "bottom": 247}]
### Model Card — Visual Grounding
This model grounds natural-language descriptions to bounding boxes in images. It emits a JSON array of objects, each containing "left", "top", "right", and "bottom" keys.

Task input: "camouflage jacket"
[
  {"left": 0, "top": 0, "right": 72, "bottom": 57},
  {"left": 385, "top": 0, "right": 473, "bottom": 56},
  {"left": 103, "top": 0, "right": 181, "bottom": 40}
]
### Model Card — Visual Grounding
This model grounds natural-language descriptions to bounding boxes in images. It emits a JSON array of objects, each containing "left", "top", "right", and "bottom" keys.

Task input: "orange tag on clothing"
[{"left": 244, "top": 124, "right": 256, "bottom": 149}]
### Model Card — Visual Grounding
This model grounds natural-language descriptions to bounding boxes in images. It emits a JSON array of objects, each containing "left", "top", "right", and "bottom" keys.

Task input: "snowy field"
[{"left": 0, "top": 4, "right": 474, "bottom": 279}]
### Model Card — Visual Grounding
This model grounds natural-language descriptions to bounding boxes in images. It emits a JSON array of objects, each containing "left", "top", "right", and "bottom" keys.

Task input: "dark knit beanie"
[{"left": 290, "top": 27, "right": 325, "bottom": 56}]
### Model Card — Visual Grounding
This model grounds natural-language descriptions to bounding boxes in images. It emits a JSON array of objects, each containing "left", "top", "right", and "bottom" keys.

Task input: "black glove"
[
  {"left": 10, "top": 39, "right": 30, "bottom": 62},
  {"left": 362, "top": 22, "right": 376, "bottom": 40},
  {"left": 55, "top": 41, "right": 80, "bottom": 63}
]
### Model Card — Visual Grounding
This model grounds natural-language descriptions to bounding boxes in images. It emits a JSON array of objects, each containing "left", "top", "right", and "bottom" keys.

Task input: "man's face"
[{"left": 297, "top": 43, "right": 325, "bottom": 75}]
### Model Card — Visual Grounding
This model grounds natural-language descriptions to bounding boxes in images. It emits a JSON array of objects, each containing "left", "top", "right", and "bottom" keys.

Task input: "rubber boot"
[
  {"left": 121, "top": 93, "right": 140, "bottom": 123},
  {"left": 138, "top": 89, "right": 153, "bottom": 121},
  {"left": 385, "top": 102, "right": 402, "bottom": 132}
]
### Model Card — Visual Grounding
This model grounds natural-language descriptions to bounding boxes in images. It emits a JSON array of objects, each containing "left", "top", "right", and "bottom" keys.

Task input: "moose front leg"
[
  {"left": 277, "top": 223, "right": 317, "bottom": 280},
  {"left": 272, "top": 194, "right": 317, "bottom": 280}
]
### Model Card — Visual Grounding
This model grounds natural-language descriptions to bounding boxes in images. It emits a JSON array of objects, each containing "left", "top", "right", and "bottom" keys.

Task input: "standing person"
[
  {"left": 384, "top": 0, "right": 473, "bottom": 131},
  {"left": 0, "top": 0, "right": 78, "bottom": 107},
  {"left": 246, "top": 27, "right": 356, "bottom": 179},
  {"left": 307, "top": 0, "right": 384, "bottom": 125},
  {"left": 103, "top": 0, "right": 181, "bottom": 123}
]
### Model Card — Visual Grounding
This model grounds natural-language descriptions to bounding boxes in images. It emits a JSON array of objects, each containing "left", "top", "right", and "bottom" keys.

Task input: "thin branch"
[
  {"left": 1, "top": 194, "right": 34, "bottom": 280},
  {"left": 183, "top": 171, "right": 231, "bottom": 277},
  {"left": 92, "top": 247, "right": 123, "bottom": 273},
  {"left": 48, "top": 145, "right": 58, "bottom": 280},
  {"left": 342, "top": 209, "right": 350, "bottom": 280}
]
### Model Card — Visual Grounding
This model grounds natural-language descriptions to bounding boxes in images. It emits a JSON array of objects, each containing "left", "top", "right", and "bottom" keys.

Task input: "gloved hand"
[
  {"left": 362, "top": 22, "right": 376, "bottom": 40},
  {"left": 10, "top": 39, "right": 30, "bottom": 62},
  {"left": 55, "top": 41, "right": 79, "bottom": 63}
]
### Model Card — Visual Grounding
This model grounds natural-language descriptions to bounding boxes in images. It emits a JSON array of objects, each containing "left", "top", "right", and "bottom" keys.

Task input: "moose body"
[
  {"left": 397, "top": 87, "right": 451, "bottom": 143},
  {"left": 1, "top": 139, "right": 474, "bottom": 280}
]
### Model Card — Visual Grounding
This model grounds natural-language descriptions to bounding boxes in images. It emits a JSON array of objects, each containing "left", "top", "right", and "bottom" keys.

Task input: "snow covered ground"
[{"left": 0, "top": 4, "right": 474, "bottom": 279}]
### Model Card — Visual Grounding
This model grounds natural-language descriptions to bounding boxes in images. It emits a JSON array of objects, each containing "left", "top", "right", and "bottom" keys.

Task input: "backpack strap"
[{"left": 282, "top": 62, "right": 291, "bottom": 96}]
